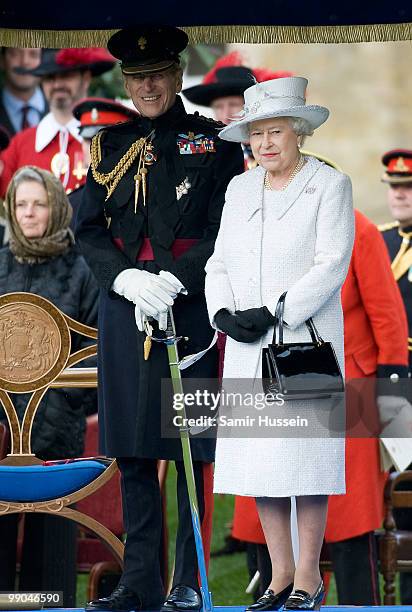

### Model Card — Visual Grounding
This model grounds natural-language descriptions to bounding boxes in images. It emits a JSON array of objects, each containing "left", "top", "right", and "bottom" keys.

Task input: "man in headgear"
[
  {"left": 379, "top": 148, "right": 412, "bottom": 604},
  {"left": 0, "top": 48, "right": 115, "bottom": 196},
  {"left": 183, "top": 52, "right": 291, "bottom": 169},
  {"left": 75, "top": 26, "right": 243, "bottom": 612}
]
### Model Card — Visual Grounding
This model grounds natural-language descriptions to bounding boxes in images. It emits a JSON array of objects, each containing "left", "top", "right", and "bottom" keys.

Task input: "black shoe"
[
  {"left": 161, "top": 585, "right": 202, "bottom": 612},
  {"left": 85, "top": 585, "right": 143, "bottom": 612},
  {"left": 284, "top": 581, "right": 325, "bottom": 610},
  {"left": 246, "top": 584, "right": 294, "bottom": 611}
]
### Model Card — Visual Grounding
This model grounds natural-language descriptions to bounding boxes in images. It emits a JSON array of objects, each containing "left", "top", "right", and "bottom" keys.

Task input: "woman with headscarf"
[
  {"left": 0, "top": 165, "right": 99, "bottom": 605},
  {"left": 205, "top": 76, "right": 354, "bottom": 610}
]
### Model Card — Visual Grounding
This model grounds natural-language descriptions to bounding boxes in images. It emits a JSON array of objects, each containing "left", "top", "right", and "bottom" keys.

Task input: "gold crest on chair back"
[{"left": 0, "top": 292, "right": 123, "bottom": 565}]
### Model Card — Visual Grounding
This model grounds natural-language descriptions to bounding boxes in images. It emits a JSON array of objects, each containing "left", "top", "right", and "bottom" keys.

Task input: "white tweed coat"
[{"left": 205, "top": 156, "right": 355, "bottom": 497}]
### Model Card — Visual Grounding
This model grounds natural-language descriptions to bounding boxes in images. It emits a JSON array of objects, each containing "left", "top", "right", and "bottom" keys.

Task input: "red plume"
[
  {"left": 56, "top": 48, "right": 115, "bottom": 68},
  {"left": 202, "top": 51, "right": 245, "bottom": 84}
]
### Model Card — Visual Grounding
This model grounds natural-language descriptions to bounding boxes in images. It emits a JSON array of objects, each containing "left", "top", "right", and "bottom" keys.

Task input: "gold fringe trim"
[{"left": 2, "top": 23, "right": 412, "bottom": 47}]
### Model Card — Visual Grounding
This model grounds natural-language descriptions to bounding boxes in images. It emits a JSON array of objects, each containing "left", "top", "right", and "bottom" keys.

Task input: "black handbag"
[{"left": 262, "top": 292, "right": 344, "bottom": 401}]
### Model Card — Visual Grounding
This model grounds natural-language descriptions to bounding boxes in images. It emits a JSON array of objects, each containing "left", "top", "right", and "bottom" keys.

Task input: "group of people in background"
[{"left": 0, "top": 32, "right": 411, "bottom": 610}]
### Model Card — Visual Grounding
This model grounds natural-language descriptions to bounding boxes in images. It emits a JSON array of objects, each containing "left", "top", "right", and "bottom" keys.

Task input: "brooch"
[
  {"left": 176, "top": 177, "right": 191, "bottom": 200},
  {"left": 177, "top": 131, "right": 216, "bottom": 155}
]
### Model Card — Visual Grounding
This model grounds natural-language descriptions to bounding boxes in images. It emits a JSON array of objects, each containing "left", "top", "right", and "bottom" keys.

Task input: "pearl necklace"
[{"left": 264, "top": 155, "right": 305, "bottom": 191}]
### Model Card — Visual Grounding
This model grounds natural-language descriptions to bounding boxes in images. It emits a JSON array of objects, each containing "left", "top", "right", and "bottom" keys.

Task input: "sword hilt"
[{"left": 165, "top": 306, "right": 177, "bottom": 340}]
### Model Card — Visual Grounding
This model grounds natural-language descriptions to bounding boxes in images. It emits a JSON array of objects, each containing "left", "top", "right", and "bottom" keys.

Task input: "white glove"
[
  {"left": 159, "top": 270, "right": 187, "bottom": 295},
  {"left": 112, "top": 268, "right": 177, "bottom": 318},
  {"left": 134, "top": 304, "right": 147, "bottom": 332}
]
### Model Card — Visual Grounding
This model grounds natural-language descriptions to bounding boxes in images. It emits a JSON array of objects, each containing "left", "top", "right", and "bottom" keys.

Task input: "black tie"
[{"left": 21, "top": 105, "right": 31, "bottom": 131}]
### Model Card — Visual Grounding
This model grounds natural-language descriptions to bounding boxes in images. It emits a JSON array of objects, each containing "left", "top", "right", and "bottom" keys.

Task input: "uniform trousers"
[
  {"left": 117, "top": 457, "right": 209, "bottom": 606},
  {"left": 329, "top": 532, "right": 380, "bottom": 605}
]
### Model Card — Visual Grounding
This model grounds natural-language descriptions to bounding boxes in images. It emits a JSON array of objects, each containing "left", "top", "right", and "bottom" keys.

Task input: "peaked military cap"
[
  {"left": 73, "top": 97, "right": 138, "bottom": 138},
  {"left": 107, "top": 26, "right": 188, "bottom": 75},
  {"left": 381, "top": 149, "right": 412, "bottom": 184}
]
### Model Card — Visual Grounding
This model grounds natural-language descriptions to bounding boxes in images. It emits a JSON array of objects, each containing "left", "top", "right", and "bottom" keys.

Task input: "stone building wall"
[{"left": 230, "top": 41, "right": 412, "bottom": 223}]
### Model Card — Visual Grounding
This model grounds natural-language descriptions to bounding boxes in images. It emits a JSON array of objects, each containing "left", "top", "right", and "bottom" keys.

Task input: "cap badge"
[
  {"left": 91, "top": 108, "right": 99, "bottom": 123},
  {"left": 394, "top": 157, "right": 409, "bottom": 173},
  {"left": 138, "top": 36, "right": 147, "bottom": 51}
]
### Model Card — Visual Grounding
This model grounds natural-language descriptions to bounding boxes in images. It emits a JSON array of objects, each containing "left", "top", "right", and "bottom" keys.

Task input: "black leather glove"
[
  {"left": 214, "top": 309, "right": 264, "bottom": 343},
  {"left": 234, "top": 306, "right": 275, "bottom": 332}
]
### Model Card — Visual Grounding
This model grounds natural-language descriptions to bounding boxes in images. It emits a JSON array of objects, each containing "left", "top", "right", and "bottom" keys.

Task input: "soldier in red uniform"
[
  {"left": 0, "top": 48, "right": 115, "bottom": 197},
  {"left": 325, "top": 209, "right": 409, "bottom": 605}
]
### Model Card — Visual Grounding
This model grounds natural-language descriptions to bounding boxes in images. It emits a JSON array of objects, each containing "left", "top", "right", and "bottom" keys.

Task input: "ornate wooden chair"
[
  {"left": 380, "top": 470, "right": 412, "bottom": 604},
  {"left": 0, "top": 292, "right": 123, "bottom": 568},
  {"left": 0, "top": 421, "right": 9, "bottom": 460}
]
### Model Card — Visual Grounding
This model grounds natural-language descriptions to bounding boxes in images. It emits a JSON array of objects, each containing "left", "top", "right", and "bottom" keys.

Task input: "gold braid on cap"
[{"left": 90, "top": 132, "right": 147, "bottom": 201}]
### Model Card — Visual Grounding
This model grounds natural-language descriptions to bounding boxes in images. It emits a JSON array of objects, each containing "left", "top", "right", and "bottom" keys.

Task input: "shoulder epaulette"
[
  {"left": 378, "top": 221, "right": 399, "bottom": 232},
  {"left": 101, "top": 119, "right": 137, "bottom": 134},
  {"left": 188, "top": 111, "right": 224, "bottom": 130}
]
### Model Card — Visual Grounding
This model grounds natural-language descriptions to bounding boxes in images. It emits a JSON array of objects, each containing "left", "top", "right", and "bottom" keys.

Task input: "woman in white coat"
[{"left": 205, "top": 77, "right": 354, "bottom": 610}]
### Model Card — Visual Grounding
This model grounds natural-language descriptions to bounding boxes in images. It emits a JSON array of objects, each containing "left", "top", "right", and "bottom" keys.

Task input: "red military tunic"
[
  {"left": 232, "top": 210, "right": 409, "bottom": 545},
  {"left": 0, "top": 113, "right": 84, "bottom": 197},
  {"left": 326, "top": 210, "right": 408, "bottom": 541}
]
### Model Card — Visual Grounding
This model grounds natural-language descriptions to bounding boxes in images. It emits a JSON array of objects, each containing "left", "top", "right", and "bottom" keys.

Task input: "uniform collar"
[
  {"left": 138, "top": 95, "right": 187, "bottom": 133},
  {"left": 35, "top": 112, "right": 82, "bottom": 152},
  {"left": 399, "top": 224, "right": 412, "bottom": 236}
]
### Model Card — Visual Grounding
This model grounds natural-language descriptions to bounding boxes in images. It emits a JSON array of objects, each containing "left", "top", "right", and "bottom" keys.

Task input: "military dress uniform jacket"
[
  {"left": 75, "top": 96, "right": 244, "bottom": 460},
  {"left": 380, "top": 222, "right": 412, "bottom": 369}
]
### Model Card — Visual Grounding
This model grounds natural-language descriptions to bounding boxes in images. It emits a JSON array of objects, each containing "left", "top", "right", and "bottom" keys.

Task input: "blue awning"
[{"left": 0, "top": 2, "right": 412, "bottom": 46}]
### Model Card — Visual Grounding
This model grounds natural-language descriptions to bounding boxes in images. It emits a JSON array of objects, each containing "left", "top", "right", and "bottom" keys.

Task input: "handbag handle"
[{"left": 273, "top": 292, "right": 324, "bottom": 346}]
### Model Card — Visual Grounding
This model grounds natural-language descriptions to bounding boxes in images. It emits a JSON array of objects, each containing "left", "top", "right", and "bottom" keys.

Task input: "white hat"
[{"left": 219, "top": 76, "right": 329, "bottom": 143}]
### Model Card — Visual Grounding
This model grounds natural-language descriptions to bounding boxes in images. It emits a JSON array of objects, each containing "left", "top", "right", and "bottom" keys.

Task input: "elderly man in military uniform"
[
  {"left": 379, "top": 148, "right": 412, "bottom": 605},
  {"left": 75, "top": 26, "right": 243, "bottom": 612}
]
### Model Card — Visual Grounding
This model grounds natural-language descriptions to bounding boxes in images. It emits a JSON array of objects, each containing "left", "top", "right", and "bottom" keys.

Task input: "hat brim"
[
  {"left": 121, "top": 60, "right": 177, "bottom": 75},
  {"left": 15, "top": 60, "right": 114, "bottom": 78},
  {"left": 381, "top": 172, "right": 412, "bottom": 184},
  {"left": 182, "top": 82, "right": 252, "bottom": 107},
  {"left": 218, "top": 105, "right": 329, "bottom": 142}
]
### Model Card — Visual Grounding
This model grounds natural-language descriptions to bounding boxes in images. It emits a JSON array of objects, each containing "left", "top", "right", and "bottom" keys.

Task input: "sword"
[{"left": 162, "top": 307, "right": 213, "bottom": 612}]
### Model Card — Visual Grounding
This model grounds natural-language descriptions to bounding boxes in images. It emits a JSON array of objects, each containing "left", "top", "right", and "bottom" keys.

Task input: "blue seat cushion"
[{"left": 0, "top": 460, "right": 107, "bottom": 502}]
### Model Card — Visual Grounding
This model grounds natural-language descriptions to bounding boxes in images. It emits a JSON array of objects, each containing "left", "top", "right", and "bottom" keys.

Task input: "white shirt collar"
[{"left": 35, "top": 112, "right": 82, "bottom": 152}]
